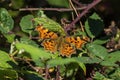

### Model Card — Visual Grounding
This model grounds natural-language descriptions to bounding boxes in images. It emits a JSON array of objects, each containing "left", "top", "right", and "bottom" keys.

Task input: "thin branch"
[
  {"left": 64, "top": 0, "right": 102, "bottom": 31},
  {"left": 19, "top": 7, "right": 86, "bottom": 12},
  {"left": 45, "top": 65, "right": 51, "bottom": 80},
  {"left": 56, "top": 66, "right": 60, "bottom": 80},
  {"left": 72, "top": 0, "right": 88, "bottom": 7},
  {"left": 69, "top": 0, "right": 85, "bottom": 32}
]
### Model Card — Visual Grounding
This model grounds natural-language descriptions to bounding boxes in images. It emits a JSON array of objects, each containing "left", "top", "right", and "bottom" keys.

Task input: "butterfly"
[{"left": 35, "top": 25, "right": 89, "bottom": 57}]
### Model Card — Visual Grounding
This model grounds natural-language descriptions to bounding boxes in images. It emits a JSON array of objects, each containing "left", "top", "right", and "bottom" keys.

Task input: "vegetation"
[{"left": 0, "top": 0, "right": 120, "bottom": 80}]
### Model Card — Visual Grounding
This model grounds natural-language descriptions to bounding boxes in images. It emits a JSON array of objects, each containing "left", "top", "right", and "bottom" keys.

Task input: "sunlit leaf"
[
  {"left": 0, "top": 8, "right": 14, "bottom": 33},
  {"left": 20, "top": 37, "right": 39, "bottom": 47},
  {"left": 47, "top": 57, "right": 102, "bottom": 74},
  {"left": 100, "top": 51, "right": 120, "bottom": 66},
  {"left": 47, "top": 57, "right": 102, "bottom": 67},
  {"left": 0, "top": 50, "right": 13, "bottom": 68},
  {"left": 86, "top": 43, "right": 108, "bottom": 59},
  {"left": 15, "top": 43, "right": 54, "bottom": 66},
  {"left": 34, "top": 16, "right": 65, "bottom": 36}
]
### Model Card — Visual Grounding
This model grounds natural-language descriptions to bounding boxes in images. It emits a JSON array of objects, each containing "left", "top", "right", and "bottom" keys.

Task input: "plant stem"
[
  {"left": 64, "top": 0, "right": 102, "bottom": 31},
  {"left": 19, "top": 7, "right": 86, "bottom": 12},
  {"left": 56, "top": 65, "right": 60, "bottom": 80},
  {"left": 45, "top": 65, "right": 49, "bottom": 79}
]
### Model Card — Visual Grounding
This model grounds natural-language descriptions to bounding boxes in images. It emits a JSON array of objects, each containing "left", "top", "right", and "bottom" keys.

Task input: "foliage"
[
  {"left": 20, "top": 15, "right": 34, "bottom": 33},
  {"left": 85, "top": 13, "right": 104, "bottom": 39},
  {"left": 0, "top": 0, "right": 120, "bottom": 80},
  {"left": 0, "top": 8, "right": 14, "bottom": 33}
]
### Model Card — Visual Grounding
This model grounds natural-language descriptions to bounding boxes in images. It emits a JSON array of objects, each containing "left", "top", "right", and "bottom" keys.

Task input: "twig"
[
  {"left": 45, "top": 65, "right": 51, "bottom": 80},
  {"left": 72, "top": 0, "right": 87, "bottom": 7},
  {"left": 64, "top": 0, "right": 102, "bottom": 31},
  {"left": 19, "top": 7, "right": 86, "bottom": 12},
  {"left": 69, "top": 0, "right": 84, "bottom": 32},
  {"left": 56, "top": 65, "right": 60, "bottom": 80}
]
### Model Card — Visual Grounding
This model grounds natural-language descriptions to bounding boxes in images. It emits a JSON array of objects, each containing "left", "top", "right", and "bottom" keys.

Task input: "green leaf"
[
  {"left": 85, "top": 13, "right": 104, "bottom": 38},
  {"left": 0, "top": 68, "right": 18, "bottom": 80},
  {"left": 4, "top": 34, "right": 15, "bottom": 43},
  {"left": 93, "top": 39, "right": 108, "bottom": 45},
  {"left": 11, "top": 0, "right": 24, "bottom": 9},
  {"left": 74, "top": 57, "right": 102, "bottom": 64},
  {"left": 93, "top": 72, "right": 113, "bottom": 80},
  {"left": 109, "top": 68, "right": 120, "bottom": 80},
  {"left": 47, "top": 57, "right": 86, "bottom": 74},
  {"left": 93, "top": 72, "right": 106, "bottom": 80},
  {"left": 20, "top": 37, "right": 39, "bottom": 47},
  {"left": 36, "top": 10, "right": 47, "bottom": 18},
  {"left": 34, "top": 16, "right": 65, "bottom": 36},
  {"left": 0, "top": 50, "right": 13, "bottom": 68},
  {"left": 47, "top": 0, "right": 69, "bottom": 8},
  {"left": 100, "top": 51, "right": 120, "bottom": 66},
  {"left": 20, "top": 15, "right": 34, "bottom": 33},
  {"left": 47, "top": 57, "right": 102, "bottom": 67},
  {"left": 8, "top": 10, "right": 19, "bottom": 17},
  {"left": 0, "top": 8, "right": 14, "bottom": 33},
  {"left": 93, "top": 37, "right": 109, "bottom": 45},
  {"left": 23, "top": 71, "right": 44, "bottom": 80},
  {"left": 47, "top": 57, "right": 102, "bottom": 74},
  {"left": 15, "top": 43, "right": 54, "bottom": 66},
  {"left": 86, "top": 43, "right": 108, "bottom": 59}
]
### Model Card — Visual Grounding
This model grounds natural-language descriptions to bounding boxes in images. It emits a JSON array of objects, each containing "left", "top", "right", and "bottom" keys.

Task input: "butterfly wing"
[
  {"left": 59, "top": 39, "right": 76, "bottom": 57},
  {"left": 41, "top": 39, "right": 58, "bottom": 53},
  {"left": 35, "top": 25, "right": 59, "bottom": 53},
  {"left": 35, "top": 26, "right": 58, "bottom": 40},
  {"left": 65, "top": 36, "right": 88, "bottom": 49}
]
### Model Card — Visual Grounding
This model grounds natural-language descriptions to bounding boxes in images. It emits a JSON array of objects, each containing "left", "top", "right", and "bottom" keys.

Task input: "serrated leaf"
[
  {"left": 47, "top": 57, "right": 102, "bottom": 67},
  {"left": 0, "top": 68, "right": 18, "bottom": 80},
  {"left": 0, "top": 50, "right": 13, "bottom": 68},
  {"left": 100, "top": 51, "right": 120, "bottom": 66},
  {"left": 85, "top": 13, "right": 104, "bottom": 38},
  {"left": 74, "top": 57, "right": 102, "bottom": 64},
  {"left": 0, "top": 8, "right": 14, "bottom": 33},
  {"left": 34, "top": 17, "right": 65, "bottom": 36},
  {"left": 86, "top": 43, "right": 108, "bottom": 59},
  {"left": 47, "top": 57, "right": 86, "bottom": 74},
  {"left": 15, "top": 43, "right": 54, "bottom": 66},
  {"left": 47, "top": 0, "right": 69, "bottom": 8},
  {"left": 20, "top": 15, "right": 34, "bottom": 33},
  {"left": 47, "top": 57, "right": 102, "bottom": 74}
]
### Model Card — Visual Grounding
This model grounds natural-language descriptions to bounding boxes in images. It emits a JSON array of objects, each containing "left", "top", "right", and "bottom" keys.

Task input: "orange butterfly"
[{"left": 35, "top": 25, "right": 89, "bottom": 57}]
